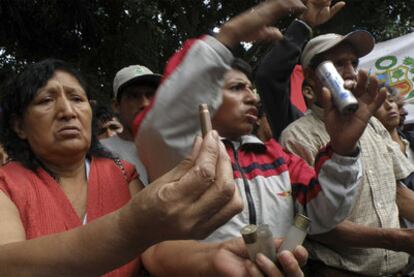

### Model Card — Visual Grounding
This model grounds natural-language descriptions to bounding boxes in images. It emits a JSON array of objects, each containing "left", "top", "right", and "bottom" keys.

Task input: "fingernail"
[
  {"left": 256, "top": 253, "right": 266, "bottom": 265},
  {"left": 278, "top": 250, "right": 290, "bottom": 262}
]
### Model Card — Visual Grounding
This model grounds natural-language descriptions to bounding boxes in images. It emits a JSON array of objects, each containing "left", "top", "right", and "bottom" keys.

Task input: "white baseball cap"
[
  {"left": 113, "top": 65, "right": 161, "bottom": 99},
  {"left": 300, "top": 30, "right": 375, "bottom": 69}
]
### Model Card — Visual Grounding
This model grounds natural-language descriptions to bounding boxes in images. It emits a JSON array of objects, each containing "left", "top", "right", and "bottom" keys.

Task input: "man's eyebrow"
[{"left": 227, "top": 78, "right": 251, "bottom": 84}]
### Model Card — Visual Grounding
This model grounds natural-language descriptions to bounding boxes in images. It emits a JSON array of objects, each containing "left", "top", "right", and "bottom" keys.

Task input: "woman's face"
[{"left": 14, "top": 70, "right": 92, "bottom": 163}]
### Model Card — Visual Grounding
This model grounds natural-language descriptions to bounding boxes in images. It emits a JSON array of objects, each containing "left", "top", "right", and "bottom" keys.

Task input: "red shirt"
[{"left": 0, "top": 157, "right": 141, "bottom": 276}]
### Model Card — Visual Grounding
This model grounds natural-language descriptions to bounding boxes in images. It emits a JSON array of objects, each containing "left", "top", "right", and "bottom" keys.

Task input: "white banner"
[{"left": 360, "top": 32, "right": 414, "bottom": 123}]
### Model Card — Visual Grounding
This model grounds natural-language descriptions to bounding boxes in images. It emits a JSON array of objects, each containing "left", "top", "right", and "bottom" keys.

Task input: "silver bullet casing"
[{"left": 316, "top": 61, "right": 359, "bottom": 115}]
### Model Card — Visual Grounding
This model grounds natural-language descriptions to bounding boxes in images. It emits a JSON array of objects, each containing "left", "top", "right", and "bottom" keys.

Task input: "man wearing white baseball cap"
[
  {"left": 300, "top": 30, "right": 375, "bottom": 70},
  {"left": 277, "top": 28, "right": 414, "bottom": 277},
  {"left": 101, "top": 65, "right": 161, "bottom": 185}
]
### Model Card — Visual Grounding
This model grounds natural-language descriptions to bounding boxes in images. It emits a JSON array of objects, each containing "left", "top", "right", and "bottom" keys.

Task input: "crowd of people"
[{"left": 1, "top": 0, "right": 414, "bottom": 276}]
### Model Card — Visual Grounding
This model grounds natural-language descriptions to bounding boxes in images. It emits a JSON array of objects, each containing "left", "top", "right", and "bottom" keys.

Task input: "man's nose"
[
  {"left": 384, "top": 99, "right": 394, "bottom": 110},
  {"left": 341, "top": 62, "right": 357, "bottom": 80},
  {"left": 141, "top": 95, "right": 152, "bottom": 107},
  {"left": 245, "top": 88, "right": 259, "bottom": 105}
]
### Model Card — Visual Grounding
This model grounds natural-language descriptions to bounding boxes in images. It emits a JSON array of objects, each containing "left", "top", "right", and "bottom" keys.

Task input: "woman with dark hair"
[
  {"left": 0, "top": 58, "right": 245, "bottom": 276},
  {"left": 1, "top": 59, "right": 114, "bottom": 171}
]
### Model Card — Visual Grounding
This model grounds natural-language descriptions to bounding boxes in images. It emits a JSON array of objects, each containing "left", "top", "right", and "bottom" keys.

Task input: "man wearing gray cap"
[
  {"left": 101, "top": 65, "right": 161, "bottom": 185},
  {"left": 270, "top": 26, "right": 414, "bottom": 277}
]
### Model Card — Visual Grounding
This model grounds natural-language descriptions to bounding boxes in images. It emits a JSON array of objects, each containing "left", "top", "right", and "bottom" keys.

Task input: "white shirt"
[{"left": 101, "top": 135, "right": 148, "bottom": 185}]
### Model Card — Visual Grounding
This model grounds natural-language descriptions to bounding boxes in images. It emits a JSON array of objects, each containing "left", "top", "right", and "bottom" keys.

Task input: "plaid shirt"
[{"left": 280, "top": 105, "right": 414, "bottom": 276}]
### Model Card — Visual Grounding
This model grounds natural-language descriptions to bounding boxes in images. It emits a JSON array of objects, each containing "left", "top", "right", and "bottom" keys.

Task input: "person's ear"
[
  {"left": 302, "top": 85, "right": 315, "bottom": 102},
  {"left": 11, "top": 116, "right": 27, "bottom": 140}
]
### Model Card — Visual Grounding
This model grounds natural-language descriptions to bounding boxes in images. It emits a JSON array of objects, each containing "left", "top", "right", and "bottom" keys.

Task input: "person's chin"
[
  {"left": 58, "top": 140, "right": 89, "bottom": 152},
  {"left": 237, "top": 125, "right": 254, "bottom": 137},
  {"left": 389, "top": 120, "right": 400, "bottom": 129}
]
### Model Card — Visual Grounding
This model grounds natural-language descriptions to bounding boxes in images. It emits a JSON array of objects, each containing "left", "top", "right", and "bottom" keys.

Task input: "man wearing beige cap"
[
  {"left": 101, "top": 65, "right": 161, "bottom": 185},
  {"left": 271, "top": 29, "right": 414, "bottom": 276}
]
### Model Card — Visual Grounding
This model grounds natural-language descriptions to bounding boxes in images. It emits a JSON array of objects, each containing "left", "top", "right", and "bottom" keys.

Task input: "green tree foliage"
[
  {"left": 317, "top": 0, "right": 414, "bottom": 40},
  {"left": 0, "top": 0, "right": 413, "bottom": 104}
]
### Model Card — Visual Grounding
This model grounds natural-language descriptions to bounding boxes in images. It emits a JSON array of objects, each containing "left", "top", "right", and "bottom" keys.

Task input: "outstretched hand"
[
  {"left": 217, "top": 0, "right": 307, "bottom": 48},
  {"left": 299, "top": 0, "right": 346, "bottom": 27},
  {"left": 322, "top": 70, "right": 386, "bottom": 156},
  {"left": 212, "top": 238, "right": 308, "bottom": 277},
  {"left": 129, "top": 130, "right": 243, "bottom": 245}
]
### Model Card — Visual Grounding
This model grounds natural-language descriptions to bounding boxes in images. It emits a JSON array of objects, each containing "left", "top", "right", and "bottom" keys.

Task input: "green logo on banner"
[{"left": 373, "top": 55, "right": 414, "bottom": 99}]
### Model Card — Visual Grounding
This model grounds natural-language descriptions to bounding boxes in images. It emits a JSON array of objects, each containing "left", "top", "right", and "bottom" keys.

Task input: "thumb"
[
  {"left": 171, "top": 135, "right": 203, "bottom": 174},
  {"left": 330, "top": 1, "right": 346, "bottom": 17},
  {"left": 320, "top": 86, "right": 334, "bottom": 112},
  {"left": 369, "top": 87, "right": 387, "bottom": 114},
  {"left": 188, "top": 135, "right": 203, "bottom": 161},
  {"left": 153, "top": 136, "right": 202, "bottom": 184}
]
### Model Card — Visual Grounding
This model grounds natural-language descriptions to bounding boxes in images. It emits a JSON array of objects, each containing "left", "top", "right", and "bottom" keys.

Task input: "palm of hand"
[
  {"left": 307, "top": 5, "right": 332, "bottom": 26},
  {"left": 323, "top": 72, "right": 386, "bottom": 155},
  {"left": 301, "top": 1, "right": 345, "bottom": 27},
  {"left": 212, "top": 248, "right": 250, "bottom": 277},
  {"left": 324, "top": 102, "right": 370, "bottom": 155}
]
